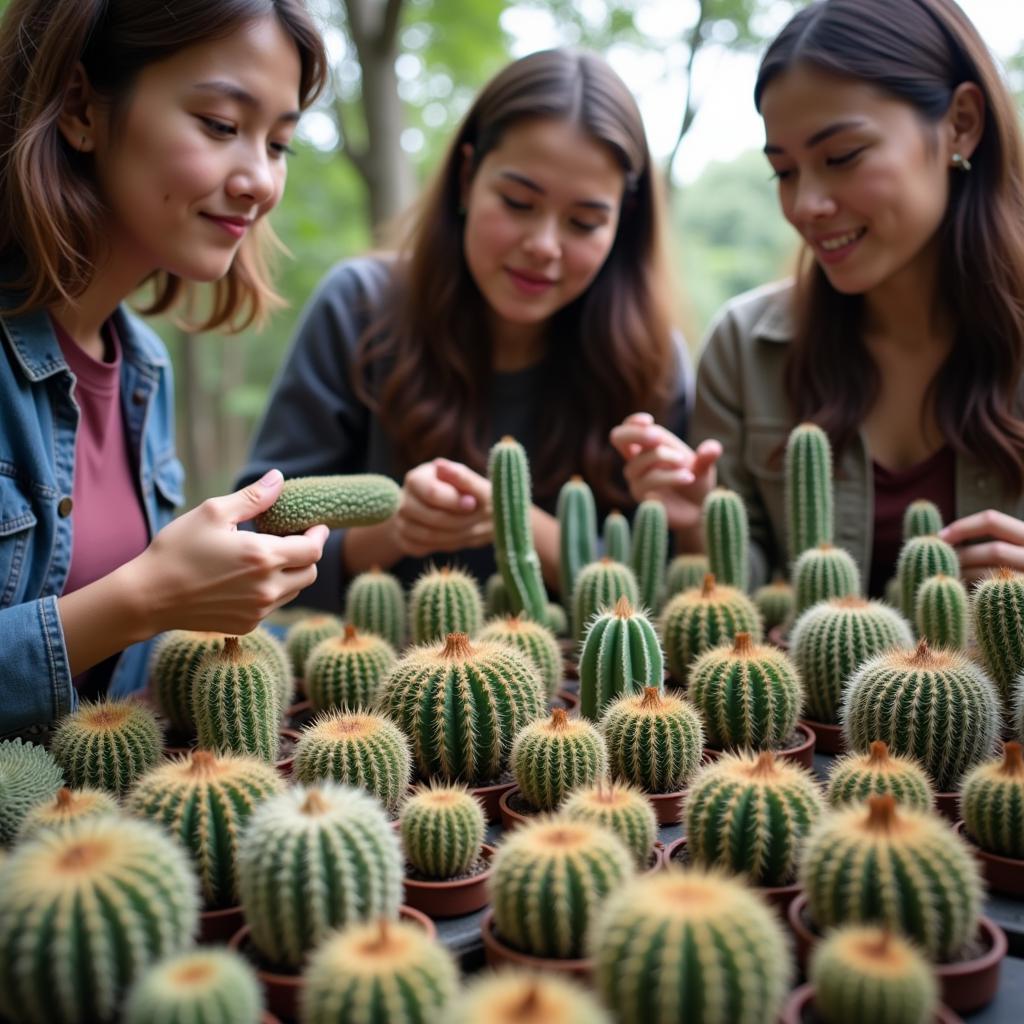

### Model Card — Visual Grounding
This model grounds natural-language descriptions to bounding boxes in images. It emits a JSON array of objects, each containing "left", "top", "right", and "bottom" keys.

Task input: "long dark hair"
[
  {"left": 352, "top": 49, "right": 676, "bottom": 508},
  {"left": 755, "top": 0, "right": 1024, "bottom": 491}
]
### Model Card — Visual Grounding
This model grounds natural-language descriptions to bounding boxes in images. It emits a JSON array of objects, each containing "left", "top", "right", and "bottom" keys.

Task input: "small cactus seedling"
[
  {"left": 346, "top": 566, "right": 406, "bottom": 650},
  {"left": 409, "top": 565, "right": 484, "bottom": 644},
  {"left": 702, "top": 487, "right": 750, "bottom": 591},
  {"left": 902, "top": 499, "right": 943, "bottom": 541},
  {"left": 304, "top": 625, "right": 396, "bottom": 711},
  {"left": 451, "top": 972, "right": 611, "bottom": 1024},
  {"left": 792, "top": 543, "right": 861, "bottom": 615},
  {"left": 571, "top": 557, "right": 640, "bottom": 642},
  {"left": 285, "top": 613, "right": 344, "bottom": 678},
  {"left": 754, "top": 578, "right": 796, "bottom": 631},
  {"left": 665, "top": 553, "right": 710, "bottom": 598},
  {"left": 479, "top": 614, "right": 562, "bottom": 698},
  {"left": 973, "top": 567, "right": 1024, "bottom": 710},
  {"left": 915, "top": 573, "right": 969, "bottom": 650},
  {"left": 602, "top": 509, "right": 631, "bottom": 563},
  {"left": 962, "top": 741, "right": 1024, "bottom": 859},
  {"left": 16, "top": 786, "right": 120, "bottom": 842},
  {"left": 557, "top": 476, "right": 598, "bottom": 626},
  {"left": 254, "top": 473, "right": 401, "bottom": 534},
  {"left": 785, "top": 422, "right": 834, "bottom": 562},
  {"left": 400, "top": 784, "right": 486, "bottom": 879},
  {"left": 484, "top": 573, "right": 513, "bottom": 617},
  {"left": 561, "top": 780, "right": 657, "bottom": 868},
  {"left": 0, "top": 738, "right": 63, "bottom": 844},
  {"left": 896, "top": 534, "right": 959, "bottom": 623},
  {"left": 631, "top": 498, "right": 669, "bottom": 613},
  {"left": 826, "top": 741, "right": 933, "bottom": 811}
]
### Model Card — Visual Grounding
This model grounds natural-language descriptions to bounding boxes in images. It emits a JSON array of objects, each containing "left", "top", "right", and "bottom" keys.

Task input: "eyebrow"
[
  {"left": 499, "top": 170, "right": 613, "bottom": 212},
  {"left": 191, "top": 80, "right": 301, "bottom": 124},
  {"left": 763, "top": 119, "right": 866, "bottom": 155}
]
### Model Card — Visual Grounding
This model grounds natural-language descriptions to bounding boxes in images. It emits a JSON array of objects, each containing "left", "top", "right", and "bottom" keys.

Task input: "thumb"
[{"left": 220, "top": 468, "right": 284, "bottom": 524}]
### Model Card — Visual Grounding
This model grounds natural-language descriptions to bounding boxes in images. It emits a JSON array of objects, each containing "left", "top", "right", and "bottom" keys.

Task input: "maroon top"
[{"left": 869, "top": 445, "right": 956, "bottom": 597}]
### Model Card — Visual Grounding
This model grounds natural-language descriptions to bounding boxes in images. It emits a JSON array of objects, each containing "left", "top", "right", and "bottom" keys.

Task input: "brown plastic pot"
[
  {"left": 954, "top": 820, "right": 1024, "bottom": 896},
  {"left": 649, "top": 840, "right": 666, "bottom": 872},
  {"left": 471, "top": 778, "right": 517, "bottom": 825},
  {"left": 799, "top": 718, "right": 845, "bottom": 755},
  {"left": 934, "top": 790, "right": 961, "bottom": 825},
  {"left": 647, "top": 788, "right": 686, "bottom": 825},
  {"left": 480, "top": 908, "right": 592, "bottom": 977},
  {"left": 498, "top": 786, "right": 542, "bottom": 831},
  {"left": 703, "top": 723, "right": 816, "bottom": 771},
  {"left": 199, "top": 903, "right": 245, "bottom": 945},
  {"left": 779, "top": 983, "right": 963, "bottom": 1024},
  {"left": 402, "top": 844, "right": 496, "bottom": 918},
  {"left": 552, "top": 687, "right": 580, "bottom": 714}
]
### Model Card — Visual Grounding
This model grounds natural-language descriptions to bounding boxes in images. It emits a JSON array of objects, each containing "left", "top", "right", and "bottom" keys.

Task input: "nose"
[
  {"left": 522, "top": 215, "right": 561, "bottom": 262},
  {"left": 788, "top": 173, "right": 837, "bottom": 223},
  {"left": 226, "top": 150, "right": 277, "bottom": 207}
]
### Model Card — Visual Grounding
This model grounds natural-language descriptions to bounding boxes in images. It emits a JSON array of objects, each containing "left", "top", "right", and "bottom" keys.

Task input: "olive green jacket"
[{"left": 690, "top": 280, "right": 1020, "bottom": 591}]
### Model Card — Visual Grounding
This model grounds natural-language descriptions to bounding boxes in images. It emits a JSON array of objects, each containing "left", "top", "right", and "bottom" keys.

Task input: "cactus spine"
[
  {"left": 571, "top": 557, "right": 640, "bottom": 642},
  {"left": 702, "top": 487, "right": 749, "bottom": 590},
  {"left": 973, "top": 567, "right": 1024, "bottom": 710},
  {"left": 602, "top": 509, "right": 631, "bottom": 563},
  {"left": 962, "top": 742, "right": 1024, "bottom": 858},
  {"left": 346, "top": 567, "right": 405, "bottom": 650},
  {"left": 897, "top": 534, "right": 959, "bottom": 622},
  {"left": 902, "top": 499, "right": 943, "bottom": 541},
  {"left": 826, "top": 741, "right": 933, "bottom": 811},
  {"left": 0, "top": 739, "right": 63, "bottom": 844},
  {"left": 631, "top": 498, "right": 668, "bottom": 613},
  {"left": 400, "top": 784, "right": 486, "bottom": 878},
  {"left": 561, "top": 780, "right": 657, "bottom": 867},
  {"left": 451, "top": 972, "right": 612, "bottom": 1024},
  {"left": 17, "top": 786, "right": 120, "bottom": 841},
  {"left": 754, "top": 578, "right": 796, "bottom": 631},
  {"left": 478, "top": 614, "right": 562, "bottom": 698},
  {"left": 254, "top": 473, "right": 401, "bottom": 534},
  {"left": 557, "top": 476, "right": 597, "bottom": 625},
  {"left": 915, "top": 573, "right": 969, "bottom": 650},
  {"left": 305, "top": 625, "right": 396, "bottom": 711},
  {"left": 785, "top": 422, "right": 834, "bottom": 561},
  {"left": 409, "top": 565, "right": 484, "bottom": 643},
  {"left": 665, "top": 553, "right": 710, "bottom": 598},
  {"left": 286, "top": 613, "right": 344, "bottom": 678},
  {"left": 793, "top": 543, "right": 861, "bottom": 614}
]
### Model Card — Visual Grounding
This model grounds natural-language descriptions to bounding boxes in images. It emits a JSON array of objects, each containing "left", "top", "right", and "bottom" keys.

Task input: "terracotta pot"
[
  {"left": 275, "top": 728, "right": 300, "bottom": 779},
  {"left": 703, "top": 723, "right": 816, "bottom": 771},
  {"left": 778, "top": 983, "right": 962, "bottom": 1024},
  {"left": 403, "top": 844, "right": 496, "bottom": 918},
  {"left": 498, "top": 786, "right": 541, "bottom": 831},
  {"left": 934, "top": 790, "right": 961, "bottom": 825},
  {"left": 480, "top": 908, "right": 592, "bottom": 977},
  {"left": 470, "top": 778, "right": 517, "bottom": 825},
  {"left": 649, "top": 840, "right": 665, "bottom": 872},
  {"left": 799, "top": 718, "right": 845, "bottom": 755},
  {"left": 552, "top": 687, "right": 580, "bottom": 714},
  {"left": 953, "top": 820, "right": 1024, "bottom": 897},
  {"left": 199, "top": 903, "right": 245, "bottom": 945},
  {"left": 647, "top": 788, "right": 686, "bottom": 825},
  {"left": 767, "top": 623, "right": 790, "bottom": 651}
]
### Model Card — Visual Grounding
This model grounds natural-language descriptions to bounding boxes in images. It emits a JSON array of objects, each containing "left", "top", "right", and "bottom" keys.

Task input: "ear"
[
  {"left": 56, "top": 63, "right": 99, "bottom": 153},
  {"left": 458, "top": 142, "right": 476, "bottom": 208},
  {"left": 944, "top": 81, "right": 984, "bottom": 162}
]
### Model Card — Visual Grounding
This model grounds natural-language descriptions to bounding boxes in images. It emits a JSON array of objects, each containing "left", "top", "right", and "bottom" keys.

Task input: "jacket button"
[
  {"left": 132, "top": 389, "right": 146, "bottom": 405},
  {"left": 57, "top": 496, "right": 73, "bottom": 517}
]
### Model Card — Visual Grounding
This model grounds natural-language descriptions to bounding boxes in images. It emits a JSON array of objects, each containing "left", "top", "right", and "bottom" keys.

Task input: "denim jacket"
[{"left": 0, "top": 290, "right": 184, "bottom": 737}]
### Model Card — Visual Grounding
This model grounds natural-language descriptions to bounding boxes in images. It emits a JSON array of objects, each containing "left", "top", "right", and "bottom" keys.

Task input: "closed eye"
[
  {"left": 501, "top": 195, "right": 531, "bottom": 212},
  {"left": 198, "top": 115, "right": 236, "bottom": 138},
  {"left": 570, "top": 219, "right": 602, "bottom": 233},
  {"left": 827, "top": 146, "right": 866, "bottom": 166}
]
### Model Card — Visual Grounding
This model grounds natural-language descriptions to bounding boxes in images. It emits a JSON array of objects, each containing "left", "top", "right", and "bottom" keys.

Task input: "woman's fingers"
[
  {"left": 953, "top": 540, "right": 1024, "bottom": 572},
  {"left": 940, "top": 509, "right": 1024, "bottom": 546},
  {"left": 434, "top": 459, "right": 491, "bottom": 512}
]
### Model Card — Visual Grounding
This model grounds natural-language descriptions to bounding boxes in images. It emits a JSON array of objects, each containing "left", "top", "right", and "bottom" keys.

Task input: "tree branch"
[
  {"left": 332, "top": 93, "right": 371, "bottom": 183},
  {"left": 665, "top": 0, "right": 708, "bottom": 191},
  {"left": 380, "top": 0, "right": 404, "bottom": 52}
]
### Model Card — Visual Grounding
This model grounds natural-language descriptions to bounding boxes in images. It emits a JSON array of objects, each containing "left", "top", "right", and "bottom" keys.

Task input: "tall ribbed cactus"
[
  {"left": 346, "top": 567, "right": 405, "bottom": 650},
  {"left": 128, "top": 749, "right": 284, "bottom": 907},
  {"left": 238, "top": 784, "right": 403, "bottom": 969},
  {"left": 702, "top": 487, "right": 749, "bottom": 591},
  {"left": 754, "top": 579, "right": 796, "bottom": 631},
  {"left": 489, "top": 437, "right": 548, "bottom": 623},
  {"left": 0, "top": 738, "right": 63, "bottom": 844},
  {"left": 377, "top": 633, "right": 544, "bottom": 784},
  {"left": 286, "top": 613, "right": 345, "bottom": 678},
  {"left": 631, "top": 498, "right": 668, "bottom": 613},
  {"left": 962, "top": 742, "right": 1024, "bottom": 858},
  {"left": 409, "top": 565, "right": 484, "bottom": 644},
  {"left": 557, "top": 476, "right": 597, "bottom": 623},
  {"left": 572, "top": 557, "right": 640, "bottom": 642},
  {"left": 826, "top": 741, "right": 933, "bottom": 811},
  {"left": 400, "top": 783, "right": 486, "bottom": 879},
  {"left": 305, "top": 625, "right": 396, "bottom": 711},
  {"left": 490, "top": 816, "right": 634, "bottom": 958},
  {"left": 0, "top": 817, "right": 198, "bottom": 1024},
  {"left": 785, "top": 422, "right": 833, "bottom": 561},
  {"left": 792, "top": 543, "right": 861, "bottom": 614},
  {"left": 579, "top": 596, "right": 664, "bottom": 720},
  {"left": 602, "top": 509, "right": 631, "bottom": 563},
  {"left": 451, "top": 972, "right": 612, "bottom": 1024},
  {"left": 902, "top": 499, "right": 943, "bottom": 541},
  {"left": 17, "top": 786, "right": 120, "bottom": 842},
  {"left": 591, "top": 868, "right": 792, "bottom": 1024},
  {"left": 841, "top": 639, "right": 1000, "bottom": 791},
  {"left": 897, "top": 535, "right": 959, "bottom": 622},
  {"left": 665, "top": 553, "right": 710, "bottom": 598},
  {"left": 254, "top": 473, "right": 401, "bottom": 535},
  {"left": 561, "top": 781, "right": 657, "bottom": 868},
  {"left": 915, "top": 572, "right": 969, "bottom": 650},
  {"left": 973, "top": 567, "right": 1024, "bottom": 710},
  {"left": 478, "top": 614, "right": 562, "bottom": 698}
]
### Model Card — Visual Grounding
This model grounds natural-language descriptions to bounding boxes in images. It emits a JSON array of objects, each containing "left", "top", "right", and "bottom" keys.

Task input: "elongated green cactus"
[
  {"left": 286, "top": 613, "right": 345, "bottom": 678},
  {"left": 660, "top": 574, "right": 762, "bottom": 684},
  {"left": 785, "top": 422, "right": 833, "bottom": 561},
  {"left": 0, "top": 739, "right": 63, "bottom": 845},
  {"left": 561, "top": 780, "right": 657, "bottom": 868},
  {"left": 800, "top": 795, "right": 981, "bottom": 960},
  {"left": 665, "top": 553, "right": 710, "bottom": 598},
  {"left": 489, "top": 437, "right": 548, "bottom": 623},
  {"left": 841, "top": 639, "right": 1000, "bottom": 791},
  {"left": 293, "top": 710, "right": 411, "bottom": 813},
  {"left": 579, "top": 596, "right": 664, "bottom": 720},
  {"left": 123, "top": 949, "right": 262, "bottom": 1024},
  {"left": 631, "top": 498, "right": 668, "bottom": 613},
  {"left": 346, "top": 566, "right": 405, "bottom": 650},
  {"left": 915, "top": 572, "right": 969, "bottom": 650},
  {"left": 558, "top": 476, "right": 597, "bottom": 623},
  {"left": 572, "top": 557, "right": 640, "bottom": 642},
  {"left": 702, "top": 487, "right": 749, "bottom": 591},
  {"left": 902, "top": 499, "right": 943, "bottom": 541},
  {"left": 826, "top": 741, "right": 933, "bottom": 811},
  {"left": 811, "top": 926, "right": 939, "bottom": 1024},
  {"left": 479, "top": 614, "right": 562, "bottom": 698},
  {"left": 690, "top": 632, "right": 802, "bottom": 750},
  {"left": 301, "top": 919, "right": 459, "bottom": 1024},
  {"left": 973, "top": 567, "right": 1024, "bottom": 710},
  {"left": 591, "top": 867, "right": 792, "bottom": 1024},
  {"left": 511, "top": 709, "right": 608, "bottom": 811},
  {"left": 962, "top": 742, "right": 1024, "bottom": 858},
  {"left": 409, "top": 565, "right": 484, "bottom": 644},
  {"left": 490, "top": 816, "right": 634, "bottom": 958},
  {"left": 254, "top": 473, "right": 401, "bottom": 534},
  {"left": 790, "top": 597, "right": 913, "bottom": 724},
  {"left": 51, "top": 698, "right": 162, "bottom": 796},
  {"left": 246, "top": 627, "right": 294, "bottom": 710},
  {"left": 793, "top": 543, "right": 861, "bottom": 614},
  {"left": 897, "top": 534, "right": 959, "bottom": 622},
  {"left": 602, "top": 687, "right": 704, "bottom": 793},
  {"left": 377, "top": 633, "right": 544, "bottom": 784},
  {"left": 238, "top": 784, "right": 403, "bottom": 969},
  {"left": 484, "top": 573, "right": 513, "bottom": 617},
  {"left": 602, "top": 509, "right": 631, "bottom": 563},
  {"left": 305, "top": 625, "right": 396, "bottom": 711},
  {"left": 451, "top": 972, "right": 612, "bottom": 1024},
  {"left": 192, "top": 638, "right": 280, "bottom": 762},
  {"left": 17, "top": 786, "right": 120, "bottom": 842},
  {"left": 754, "top": 578, "right": 796, "bottom": 631},
  {"left": 400, "top": 783, "right": 486, "bottom": 878},
  {"left": 0, "top": 817, "right": 199, "bottom": 1024}
]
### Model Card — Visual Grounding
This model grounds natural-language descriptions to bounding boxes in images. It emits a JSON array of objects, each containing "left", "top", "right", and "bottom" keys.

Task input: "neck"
[{"left": 489, "top": 312, "right": 547, "bottom": 372}]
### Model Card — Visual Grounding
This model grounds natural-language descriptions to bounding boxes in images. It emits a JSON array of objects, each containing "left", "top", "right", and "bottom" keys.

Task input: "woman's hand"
[{"left": 939, "top": 509, "right": 1024, "bottom": 586}]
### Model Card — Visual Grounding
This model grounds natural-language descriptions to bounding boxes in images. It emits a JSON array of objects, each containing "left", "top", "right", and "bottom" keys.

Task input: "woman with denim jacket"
[{"left": 0, "top": 0, "right": 328, "bottom": 736}]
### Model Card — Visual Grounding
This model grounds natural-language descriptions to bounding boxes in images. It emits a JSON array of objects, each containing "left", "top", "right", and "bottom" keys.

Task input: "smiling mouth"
[{"left": 818, "top": 227, "right": 867, "bottom": 252}]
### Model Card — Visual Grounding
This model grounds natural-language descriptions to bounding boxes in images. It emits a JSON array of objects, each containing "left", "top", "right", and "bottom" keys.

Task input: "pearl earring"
[{"left": 951, "top": 152, "right": 972, "bottom": 172}]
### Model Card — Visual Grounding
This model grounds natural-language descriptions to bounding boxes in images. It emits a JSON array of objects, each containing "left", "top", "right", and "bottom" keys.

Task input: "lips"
[
  {"left": 505, "top": 266, "right": 556, "bottom": 295},
  {"left": 200, "top": 213, "right": 252, "bottom": 239}
]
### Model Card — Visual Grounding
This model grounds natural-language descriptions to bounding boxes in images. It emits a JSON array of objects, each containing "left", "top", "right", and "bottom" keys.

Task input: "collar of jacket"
[{"left": 750, "top": 280, "right": 797, "bottom": 344}]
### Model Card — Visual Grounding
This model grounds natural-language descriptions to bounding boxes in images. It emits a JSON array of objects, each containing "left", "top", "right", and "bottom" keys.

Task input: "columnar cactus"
[
  {"left": 785, "top": 421, "right": 834, "bottom": 560},
  {"left": 602, "top": 687, "right": 704, "bottom": 793},
  {"left": 557, "top": 476, "right": 597, "bottom": 623},
  {"left": 826, "top": 741, "right": 933, "bottom": 811},
  {"left": 561, "top": 780, "right": 657, "bottom": 868},
  {"left": 841, "top": 639, "right": 1000, "bottom": 791},
  {"left": 902, "top": 499, "right": 943, "bottom": 541},
  {"left": 689, "top": 632, "right": 802, "bottom": 750},
  {"left": 602, "top": 509, "right": 631, "bottom": 563},
  {"left": 192, "top": 638, "right": 280, "bottom": 762},
  {"left": 254, "top": 473, "right": 401, "bottom": 534},
  {"left": 973, "top": 567, "right": 1024, "bottom": 710},
  {"left": 286, "top": 613, "right": 345, "bottom": 678},
  {"left": 702, "top": 487, "right": 749, "bottom": 591},
  {"left": 792, "top": 543, "right": 861, "bottom": 614},
  {"left": 754, "top": 578, "right": 796, "bottom": 631},
  {"left": 484, "top": 573, "right": 513, "bottom": 618},
  {"left": 51, "top": 698, "right": 162, "bottom": 796},
  {"left": 304, "top": 625, "right": 396, "bottom": 711},
  {"left": 346, "top": 567, "right": 405, "bottom": 650},
  {"left": 238, "top": 784, "right": 403, "bottom": 969},
  {"left": 896, "top": 534, "right": 959, "bottom": 622},
  {"left": 17, "top": 786, "right": 120, "bottom": 841},
  {"left": 292, "top": 711, "right": 411, "bottom": 813},
  {"left": 631, "top": 498, "right": 668, "bottom": 613},
  {"left": 685, "top": 751, "right": 823, "bottom": 886},
  {"left": 915, "top": 573, "right": 969, "bottom": 650},
  {"left": 665, "top": 553, "right": 710, "bottom": 598},
  {"left": 489, "top": 437, "right": 548, "bottom": 623},
  {"left": 790, "top": 597, "right": 913, "bottom": 724},
  {"left": 0, "top": 817, "right": 199, "bottom": 1024},
  {"left": 962, "top": 742, "right": 1024, "bottom": 858},
  {"left": 578, "top": 596, "right": 664, "bottom": 720},
  {"left": 409, "top": 565, "right": 484, "bottom": 643},
  {"left": 490, "top": 816, "right": 634, "bottom": 958},
  {"left": 478, "top": 614, "right": 562, "bottom": 698},
  {"left": 572, "top": 557, "right": 640, "bottom": 642},
  {"left": 377, "top": 633, "right": 544, "bottom": 784},
  {"left": 511, "top": 709, "right": 608, "bottom": 811},
  {"left": 301, "top": 919, "right": 459, "bottom": 1024},
  {"left": 0, "top": 739, "right": 63, "bottom": 844},
  {"left": 400, "top": 784, "right": 486, "bottom": 879},
  {"left": 451, "top": 972, "right": 612, "bottom": 1024},
  {"left": 800, "top": 795, "right": 981, "bottom": 960},
  {"left": 591, "top": 868, "right": 792, "bottom": 1024}
]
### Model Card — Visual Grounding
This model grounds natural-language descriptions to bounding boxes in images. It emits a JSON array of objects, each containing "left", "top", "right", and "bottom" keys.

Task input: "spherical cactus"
[
  {"left": 826, "top": 741, "right": 934, "bottom": 811},
  {"left": 754, "top": 578, "right": 796, "bottom": 631},
  {"left": 192, "top": 637, "right": 280, "bottom": 762},
  {"left": 659, "top": 574, "right": 762, "bottom": 684},
  {"left": 665, "top": 553, "right": 710, "bottom": 598},
  {"left": 811, "top": 925, "right": 939, "bottom": 1024},
  {"left": 689, "top": 632, "right": 802, "bottom": 750},
  {"left": 346, "top": 566, "right": 406, "bottom": 650},
  {"left": 903, "top": 499, "right": 943, "bottom": 541},
  {"left": 962, "top": 741, "right": 1024, "bottom": 858},
  {"left": 0, "top": 816, "right": 199, "bottom": 1024},
  {"left": 127, "top": 749, "right": 284, "bottom": 908},
  {"left": 451, "top": 971, "right": 612, "bottom": 1024},
  {"left": 557, "top": 475, "right": 598, "bottom": 624},
  {"left": 545, "top": 602, "right": 568, "bottom": 637},
  {"left": 511, "top": 709, "right": 608, "bottom": 811},
  {"left": 123, "top": 948, "right": 262, "bottom": 1024},
  {"left": 478, "top": 614, "right": 562, "bottom": 699},
  {"left": 400, "top": 783, "right": 486, "bottom": 879},
  {"left": 16, "top": 786, "right": 120, "bottom": 842},
  {"left": 245, "top": 626, "right": 294, "bottom": 710},
  {"left": 631, "top": 498, "right": 668, "bottom": 613},
  {"left": 785, "top": 421, "right": 834, "bottom": 561},
  {"left": 0, "top": 738, "right": 63, "bottom": 845},
  {"left": 602, "top": 509, "right": 631, "bottom": 563},
  {"left": 578, "top": 596, "right": 664, "bottom": 720},
  {"left": 790, "top": 596, "right": 914, "bottom": 724},
  {"left": 305, "top": 625, "right": 396, "bottom": 711},
  {"left": 285, "top": 613, "right": 344, "bottom": 678},
  {"left": 973, "top": 567, "right": 1024, "bottom": 710},
  {"left": 484, "top": 573, "right": 513, "bottom": 618},
  {"left": 301, "top": 918, "right": 459, "bottom": 1024},
  {"left": 254, "top": 473, "right": 401, "bottom": 534},
  {"left": 490, "top": 816, "right": 634, "bottom": 959},
  {"left": 702, "top": 487, "right": 749, "bottom": 591},
  {"left": 793, "top": 543, "right": 861, "bottom": 615},
  {"left": 238, "top": 784, "right": 403, "bottom": 969},
  {"left": 51, "top": 698, "right": 162, "bottom": 796},
  {"left": 841, "top": 639, "right": 1000, "bottom": 792},
  {"left": 409, "top": 565, "right": 484, "bottom": 644},
  {"left": 149, "top": 630, "right": 225, "bottom": 733},
  {"left": 561, "top": 780, "right": 657, "bottom": 868},
  {"left": 292, "top": 710, "right": 411, "bottom": 813},
  {"left": 915, "top": 572, "right": 969, "bottom": 650},
  {"left": 572, "top": 557, "right": 640, "bottom": 642},
  {"left": 896, "top": 534, "right": 959, "bottom": 622},
  {"left": 602, "top": 687, "right": 704, "bottom": 793},
  {"left": 591, "top": 867, "right": 792, "bottom": 1024},
  {"left": 377, "top": 632, "right": 544, "bottom": 784},
  {"left": 801, "top": 795, "right": 982, "bottom": 961}
]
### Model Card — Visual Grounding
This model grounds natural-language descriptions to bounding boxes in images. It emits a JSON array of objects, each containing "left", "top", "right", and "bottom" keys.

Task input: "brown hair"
[
  {"left": 0, "top": 0, "right": 328, "bottom": 331},
  {"left": 755, "top": 0, "right": 1024, "bottom": 491},
  {"left": 352, "top": 49, "right": 676, "bottom": 508}
]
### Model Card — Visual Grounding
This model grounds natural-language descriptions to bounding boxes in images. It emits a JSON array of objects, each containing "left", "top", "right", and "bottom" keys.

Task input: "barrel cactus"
[
  {"left": 254, "top": 473, "right": 401, "bottom": 534},
  {"left": 572, "top": 557, "right": 640, "bottom": 642},
  {"left": 286, "top": 613, "right": 344, "bottom": 678},
  {"left": 631, "top": 498, "right": 668, "bottom": 613},
  {"left": 915, "top": 573, "right": 969, "bottom": 650},
  {"left": 557, "top": 475, "right": 598, "bottom": 624},
  {"left": 409, "top": 565, "right": 484, "bottom": 644},
  {"left": 602, "top": 509, "right": 631, "bottom": 563},
  {"left": 754, "top": 578, "right": 796, "bottom": 631},
  {"left": 665, "top": 553, "right": 710, "bottom": 598},
  {"left": 785, "top": 422, "right": 834, "bottom": 561},
  {"left": 825, "top": 741, "right": 933, "bottom": 811},
  {"left": 17, "top": 786, "right": 120, "bottom": 842},
  {"left": 451, "top": 972, "right": 611, "bottom": 1024},
  {"left": 793, "top": 543, "right": 861, "bottom": 615},
  {"left": 0, "top": 738, "right": 63, "bottom": 845},
  {"left": 962, "top": 742, "right": 1024, "bottom": 859},
  {"left": 149, "top": 630, "right": 226, "bottom": 733},
  {"left": 478, "top": 614, "right": 562, "bottom": 698},
  {"left": 702, "top": 487, "right": 749, "bottom": 591},
  {"left": 545, "top": 602, "right": 569, "bottom": 637},
  {"left": 973, "top": 567, "right": 1024, "bottom": 710},
  {"left": 484, "top": 573, "right": 513, "bottom": 618},
  {"left": 902, "top": 499, "right": 943, "bottom": 541},
  {"left": 896, "top": 534, "right": 959, "bottom": 622},
  {"left": 400, "top": 783, "right": 486, "bottom": 879},
  {"left": 346, "top": 567, "right": 405, "bottom": 650},
  {"left": 304, "top": 625, "right": 396, "bottom": 711},
  {"left": 561, "top": 780, "right": 657, "bottom": 868}
]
